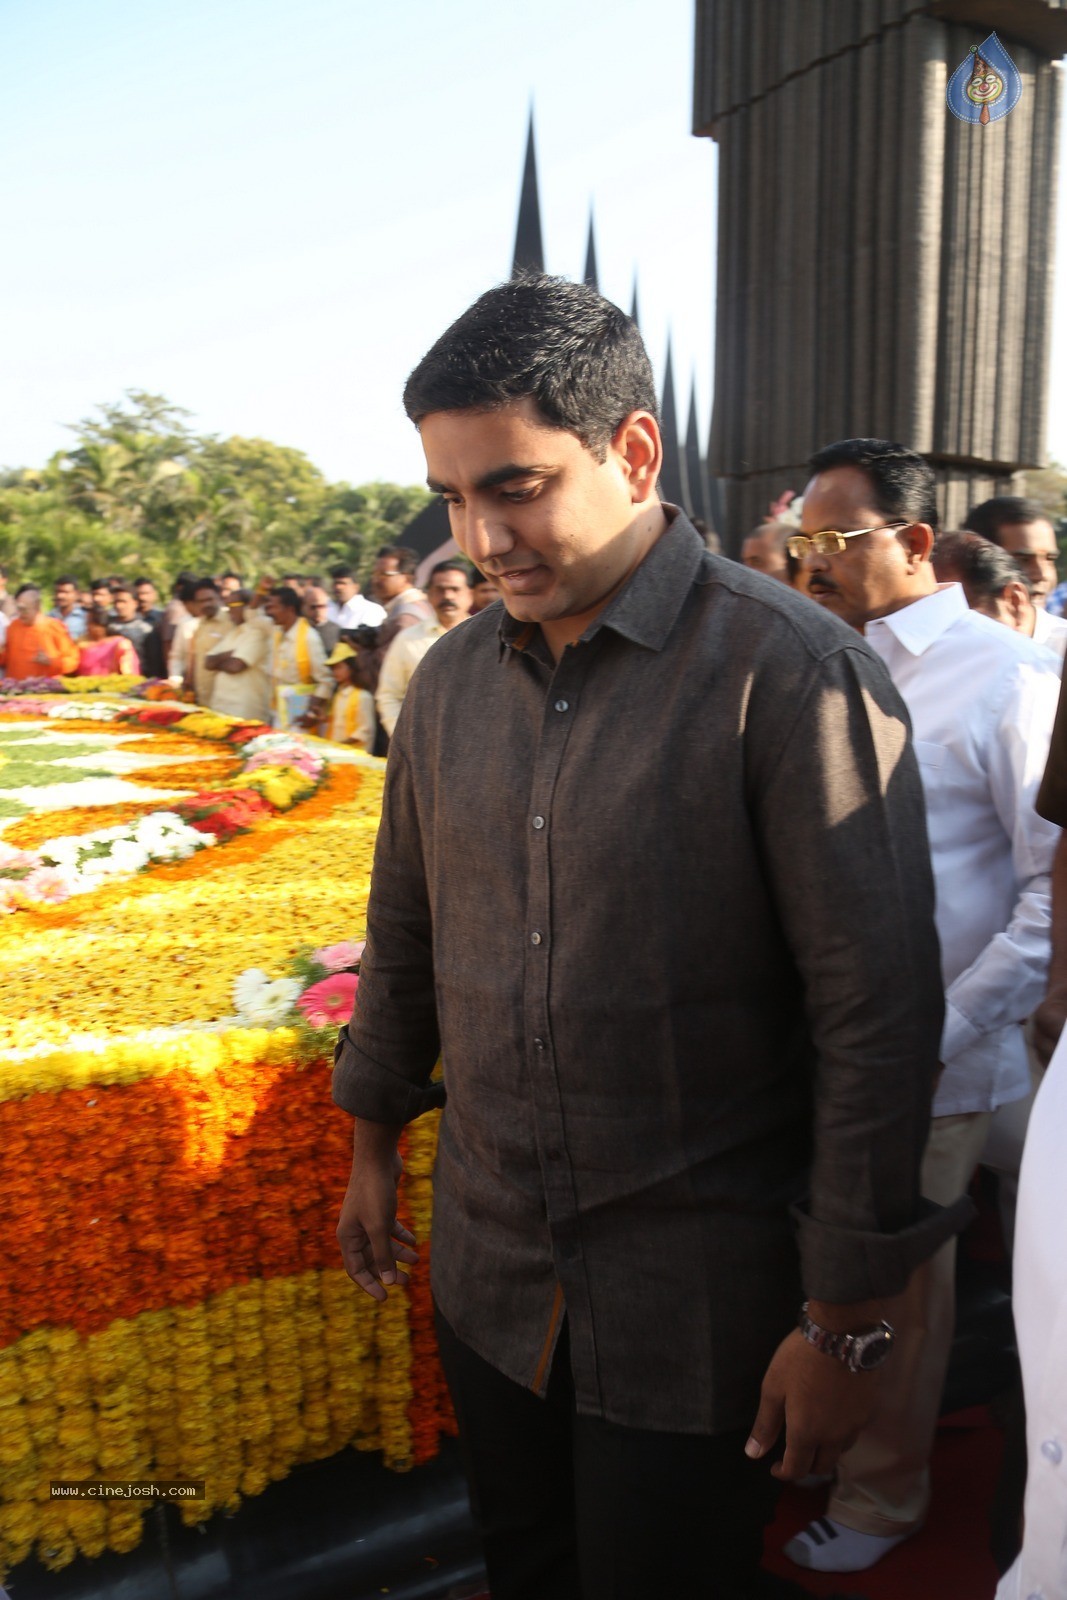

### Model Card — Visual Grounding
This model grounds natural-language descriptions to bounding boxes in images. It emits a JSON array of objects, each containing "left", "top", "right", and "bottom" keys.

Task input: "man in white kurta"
[
  {"left": 375, "top": 562, "right": 473, "bottom": 737},
  {"left": 205, "top": 593, "right": 272, "bottom": 723},
  {"left": 995, "top": 1028, "right": 1067, "bottom": 1600},
  {"left": 265, "top": 585, "right": 333, "bottom": 729}
]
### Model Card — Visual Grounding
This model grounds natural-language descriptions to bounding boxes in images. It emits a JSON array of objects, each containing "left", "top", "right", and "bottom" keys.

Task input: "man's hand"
[
  {"left": 336, "top": 1119, "right": 419, "bottom": 1301},
  {"left": 746, "top": 1310, "right": 883, "bottom": 1479},
  {"left": 1033, "top": 989, "right": 1067, "bottom": 1068}
]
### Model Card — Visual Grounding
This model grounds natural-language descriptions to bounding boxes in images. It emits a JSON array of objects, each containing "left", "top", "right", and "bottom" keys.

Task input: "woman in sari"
[{"left": 76, "top": 605, "right": 140, "bottom": 676}]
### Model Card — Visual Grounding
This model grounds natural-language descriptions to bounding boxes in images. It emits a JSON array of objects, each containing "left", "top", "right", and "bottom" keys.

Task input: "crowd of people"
[{"left": 0, "top": 549, "right": 495, "bottom": 752}]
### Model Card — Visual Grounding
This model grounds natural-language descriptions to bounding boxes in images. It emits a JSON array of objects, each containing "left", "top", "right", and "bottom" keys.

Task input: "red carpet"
[{"left": 762, "top": 1409, "right": 1005, "bottom": 1598}]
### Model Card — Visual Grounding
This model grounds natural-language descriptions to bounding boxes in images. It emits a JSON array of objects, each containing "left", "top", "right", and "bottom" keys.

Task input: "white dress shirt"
[
  {"left": 996, "top": 1026, "right": 1067, "bottom": 1600},
  {"left": 1033, "top": 604, "right": 1067, "bottom": 664},
  {"left": 327, "top": 593, "right": 386, "bottom": 629},
  {"left": 375, "top": 618, "right": 447, "bottom": 736},
  {"left": 865, "top": 584, "right": 1060, "bottom": 1116}
]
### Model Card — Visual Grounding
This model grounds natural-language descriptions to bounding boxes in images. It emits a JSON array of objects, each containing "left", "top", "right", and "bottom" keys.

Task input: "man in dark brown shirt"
[{"left": 333, "top": 278, "right": 963, "bottom": 1600}]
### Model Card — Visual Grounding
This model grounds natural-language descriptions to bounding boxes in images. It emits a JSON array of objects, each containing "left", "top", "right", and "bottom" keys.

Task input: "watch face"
[{"left": 853, "top": 1326, "right": 895, "bottom": 1371}]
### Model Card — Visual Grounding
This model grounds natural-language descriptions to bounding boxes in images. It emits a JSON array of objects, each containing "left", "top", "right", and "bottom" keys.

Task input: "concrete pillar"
[{"left": 693, "top": 1, "right": 1067, "bottom": 549}]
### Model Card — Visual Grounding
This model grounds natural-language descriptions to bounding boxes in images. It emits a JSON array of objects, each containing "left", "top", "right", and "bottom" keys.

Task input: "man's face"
[
  {"left": 740, "top": 527, "right": 788, "bottom": 581},
  {"left": 134, "top": 582, "right": 158, "bottom": 613},
  {"left": 372, "top": 557, "right": 407, "bottom": 603},
  {"left": 799, "top": 466, "right": 922, "bottom": 630},
  {"left": 265, "top": 594, "right": 295, "bottom": 628},
  {"left": 218, "top": 577, "right": 240, "bottom": 600},
  {"left": 15, "top": 590, "right": 40, "bottom": 623},
  {"left": 303, "top": 587, "right": 331, "bottom": 624},
  {"left": 428, "top": 571, "right": 473, "bottom": 628},
  {"left": 54, "top": 582, "right": 77, "bottom": 613},
  {"left": 196, "top": 587, "right": 221, "bottom": 620},
  {"left": 421, "top": 399, "right": 655, "bottom": 631},
  {"left": 226, "top": 601, "right": 246, "bottom": 627},
  {"left": 332, "top": 575, "right": 357, "bottom": 603},
  {"left": 113, "top": 592, "right": 137, "bottom": 621},
  {"left": 91, "top": 586, "right": 112, "bottom": 609},
  {"left": 470, "top": 578, "right": 498, "bottom": 613},
  {"left": 995, "top": 520, "right": 1058, "bottom": 606}
]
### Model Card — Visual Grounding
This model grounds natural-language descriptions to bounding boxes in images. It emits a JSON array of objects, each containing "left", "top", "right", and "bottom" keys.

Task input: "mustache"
[{"left": 807, "top": 577, "right": 839, "bottom": 595}]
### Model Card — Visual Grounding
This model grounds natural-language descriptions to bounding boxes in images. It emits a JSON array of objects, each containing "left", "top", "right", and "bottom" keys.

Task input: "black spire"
[
  {"left": 583, "top": 208, "right": 599, "bottom": 291},
  {"left": 629, "top": 276, "right": 640, "bottom": 328},
  {"left": 511, "top": 109, "right": 545, "bottom": 277},
  {"left": 658, "top": 336, "right": 685, "bottom": 510},
  {"left": 683, "top": 377, "right": 711, "bottom": 525}
]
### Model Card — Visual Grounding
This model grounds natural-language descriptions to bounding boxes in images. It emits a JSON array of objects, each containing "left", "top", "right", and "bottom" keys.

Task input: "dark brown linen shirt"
[{"left": 333, "top": 511, "right": 964, "bottom": 1434}]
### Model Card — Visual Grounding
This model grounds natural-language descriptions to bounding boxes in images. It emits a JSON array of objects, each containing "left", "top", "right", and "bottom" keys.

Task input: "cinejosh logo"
[{"left": 947, "top": 32, "right": 1023, "bottom": 125}]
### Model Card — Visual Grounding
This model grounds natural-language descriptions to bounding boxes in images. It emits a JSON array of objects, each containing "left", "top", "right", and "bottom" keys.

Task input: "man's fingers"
[
  {"left": 745, "top": 1388, "right": 784, "bottom": 1460},
  {"left": 774, "top": 1435, "right": 816, "bottom": 1481}
]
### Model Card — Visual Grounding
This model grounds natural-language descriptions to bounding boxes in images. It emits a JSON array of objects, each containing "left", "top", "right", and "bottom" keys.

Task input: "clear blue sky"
[
  {"left": 2, "top": 1, "right": 1065, "bottom": 489},
  {"left": 0, "top": 0, "right": 715, "bottom": 487}
]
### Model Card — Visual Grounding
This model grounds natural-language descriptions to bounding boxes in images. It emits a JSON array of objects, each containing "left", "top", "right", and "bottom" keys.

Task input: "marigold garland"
[{"left": 0, "top": 702, "right": 451, "bottom": 1578}]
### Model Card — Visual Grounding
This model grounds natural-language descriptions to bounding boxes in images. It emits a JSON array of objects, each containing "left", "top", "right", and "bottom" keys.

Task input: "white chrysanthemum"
[
  {"left": 107, "top": 839, "right": 150, "bottom": 873},
  {"left": 238, "top": 978, "right": 302, "bottom": 1027},
  {"left": 233, "top": 969, "right": 271, "bottom": 1013}
]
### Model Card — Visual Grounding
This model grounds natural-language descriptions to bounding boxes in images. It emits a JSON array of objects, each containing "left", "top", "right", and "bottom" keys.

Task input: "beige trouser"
[{"left": 828, "top": 1108, "right": 992, "bottom": 1537}]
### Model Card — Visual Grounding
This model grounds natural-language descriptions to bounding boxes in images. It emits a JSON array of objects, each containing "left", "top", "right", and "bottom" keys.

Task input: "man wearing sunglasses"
[{"left": 786, "top": 438, "right": 1060, "bottom": 1578}]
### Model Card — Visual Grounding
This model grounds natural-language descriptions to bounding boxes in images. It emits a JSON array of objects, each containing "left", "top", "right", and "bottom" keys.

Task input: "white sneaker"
[{"left": 782, "top": 1515, "right": 915, "bottom": 1573}]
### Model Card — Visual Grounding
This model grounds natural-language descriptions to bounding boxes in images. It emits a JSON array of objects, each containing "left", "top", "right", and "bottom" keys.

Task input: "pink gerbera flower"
[
  {"left": 20, "top": 866, "right": 76, "bottom": 905},
  {"left": 296, "top": 973, "right": 359, "bottom": 1029},
  {"left": 312, "top": 940, "right": 365, "bottom": 974}
]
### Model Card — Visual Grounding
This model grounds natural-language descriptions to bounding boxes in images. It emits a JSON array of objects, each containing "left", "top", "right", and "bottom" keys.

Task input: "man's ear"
[
  {"left": 610, "top": 411, "right": 662, "bottom": 505},
  {"left": 901, "top": 522, "right": 936, "bottom": 569},
  {"left": 1004, "top": 580, "right": 1034, "bottom": 631}
]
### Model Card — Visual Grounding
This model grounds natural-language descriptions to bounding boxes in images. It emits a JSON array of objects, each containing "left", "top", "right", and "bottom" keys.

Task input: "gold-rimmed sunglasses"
[{"left": 786, "top": 521, "right": 909, "bottom": 560}]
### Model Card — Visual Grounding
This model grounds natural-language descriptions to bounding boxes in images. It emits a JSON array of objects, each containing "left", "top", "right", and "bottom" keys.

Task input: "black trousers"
[{"left": 435, "top": 1309, "right": 784, "bottom": 1600}]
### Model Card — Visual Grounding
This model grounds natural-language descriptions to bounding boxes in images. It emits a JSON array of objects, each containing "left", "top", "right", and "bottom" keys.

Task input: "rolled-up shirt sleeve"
[
  {"left": 332, "top": 742, "right": 441, "bottom": 1123},
  {"left": 751, "top": 644, "right": 970, "bottom": 1303}
]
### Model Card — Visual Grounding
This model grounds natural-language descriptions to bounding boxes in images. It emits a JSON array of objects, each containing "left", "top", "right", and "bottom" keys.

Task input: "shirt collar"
[
  {"left": 864, "top": 582, "right": 968, "bottom": 656},
  {"left": 497, "top": 506, "right": 706, "bottom": 659}
]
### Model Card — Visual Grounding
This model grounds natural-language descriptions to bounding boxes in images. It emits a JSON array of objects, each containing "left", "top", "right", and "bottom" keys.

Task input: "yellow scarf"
[
  {"left": 329, "top": 685, "right": 366, "bottom": 743},
  {"left": 273, "top": 617, "right": 314, "bottom": 688}
]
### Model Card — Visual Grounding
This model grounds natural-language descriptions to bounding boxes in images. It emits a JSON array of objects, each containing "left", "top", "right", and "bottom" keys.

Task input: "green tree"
[{"left": 0, "top": 391, "right": 430, "bottom": 592}]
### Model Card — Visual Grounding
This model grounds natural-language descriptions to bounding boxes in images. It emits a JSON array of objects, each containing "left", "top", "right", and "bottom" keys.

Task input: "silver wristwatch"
[{"left": 797, "top": 1302, "right": 895, "bottom": 1373}]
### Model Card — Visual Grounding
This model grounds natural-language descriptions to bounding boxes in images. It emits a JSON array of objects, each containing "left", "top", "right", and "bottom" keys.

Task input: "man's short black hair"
[
  {"left": 111, "top": 585, "right": 135, "bottom": 599},
  {"left": 220, "top": 569, "right": 244, "bottom": 583},
  {"left": 376, "top": 545, "right": 420, "bottom": 577},
  {"left": 428, "top": 560, "right": 472, "bottom": 586},
  {"left": 91, "top": 577, "right": 112, "bottom": 592},
  {"left": 403, "top": 274, "right": 658, "bottom": 460},
  {"left": 962, "top": 497, "right": 1053, "bottom": 543},
  {"left": 15, "top": 583, "right": 40, "bottom": 599},
  {"left": 194, "top": 578, "right": 220, "bottom": 595},
  {"left": 329, "top": 564, "right": 355, "bottom": 582},
  {"left": 133, "top": 575, "right": 155, "bottom": 588},
  {"left": 53, "top": 574, "right": 79, "bottom": 590},
  {"left": 931, "top": 532, "right": 1033, "bottom": 600},
  {"left": 271, "top": 585, "right": 302, "bottom": 613},
  {"left": 807, "top": 438, "right": 940, "bottom": 530}
]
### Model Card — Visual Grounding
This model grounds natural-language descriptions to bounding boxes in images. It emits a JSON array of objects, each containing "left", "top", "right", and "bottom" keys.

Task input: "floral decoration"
[{"left": 0, "top": 700, "right": 451, "bottom": 1578}]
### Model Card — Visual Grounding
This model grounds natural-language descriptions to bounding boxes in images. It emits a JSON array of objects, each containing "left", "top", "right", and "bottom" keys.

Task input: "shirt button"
[
  {"left": 533, "top": 1037, "right": 546, "bottom": 1051},
  {"left": 531, "top": 931, "right": 543, "bottom": 946},
  {"left": 532, "top": 815, "right": 545, "bottom": 830},
  {"left": 1041, "top": 1438, "right": 1063, "bottom": 1466},
  {"left": 546, "top": 1146, "right": 562, "bottom": 1162},
  {"left": 554, "top": 699, "right": 569, "bottom": 712}
]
